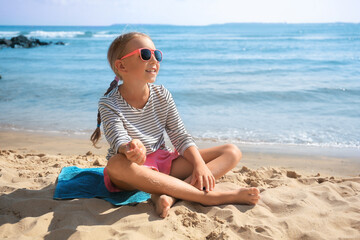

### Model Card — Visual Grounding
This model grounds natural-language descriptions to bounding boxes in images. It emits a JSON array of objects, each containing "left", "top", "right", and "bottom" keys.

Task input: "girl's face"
[{"left": 119, "top": 36, "right": 160, "bottom": 84}]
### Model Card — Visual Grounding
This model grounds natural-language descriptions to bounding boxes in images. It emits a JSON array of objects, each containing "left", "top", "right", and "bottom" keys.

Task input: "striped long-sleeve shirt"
[{"left": 99, "top": 83, "right": 197, "bottom": 160}]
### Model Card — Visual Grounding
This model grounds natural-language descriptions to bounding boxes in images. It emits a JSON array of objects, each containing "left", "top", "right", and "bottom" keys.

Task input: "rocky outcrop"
[{"left": 0, "top": 35, "right": 65, "bottom": 49}]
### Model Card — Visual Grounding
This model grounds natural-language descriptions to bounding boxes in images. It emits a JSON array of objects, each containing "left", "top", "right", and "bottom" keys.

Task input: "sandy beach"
[{"left": 0, "top": 129, "right": 359, "bottom": 239}]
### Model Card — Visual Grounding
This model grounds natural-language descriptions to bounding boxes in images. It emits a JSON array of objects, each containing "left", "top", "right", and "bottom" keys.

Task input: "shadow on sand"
[{"left": 0, "top": 184, "right": 157, "bottom": 239}]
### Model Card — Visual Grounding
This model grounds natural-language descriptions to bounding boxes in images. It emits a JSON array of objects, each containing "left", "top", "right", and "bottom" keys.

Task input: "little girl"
[{"left": 91, "top": 32, "right": 260, "bottom": 218}]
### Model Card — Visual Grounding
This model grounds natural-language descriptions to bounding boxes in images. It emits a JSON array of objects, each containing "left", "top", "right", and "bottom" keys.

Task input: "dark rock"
[
  {"left": 0, "top": 35, "right": 65, "bottom": 49},
  {"left": 0, "top": 75, "right": 2, "bottom": 79},
  {"left": 317, "top": 178, "right": 327, "bottom": 184},
  {"left": 287, "top": 170, "right": 301, "bottom": 179},
  {"left": 0, "top": 38, "right": 12, "bottom": 47},
  {"left": 93, "top": 159, "right": 101, "bottom": 166},
  {"left": 35, "top": 39, "right": 50, "bottom": 46},
  {"left": 10, "top": 35, "right": 33, "bottom": 48}
]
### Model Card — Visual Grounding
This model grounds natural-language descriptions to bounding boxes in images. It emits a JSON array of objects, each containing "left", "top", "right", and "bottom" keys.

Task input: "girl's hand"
[
  {"left": 190, "top": 163, "right": 215, "bottom": 192},
  {"left": 124, "top": 139, "right": 146, "bottom": 165}
]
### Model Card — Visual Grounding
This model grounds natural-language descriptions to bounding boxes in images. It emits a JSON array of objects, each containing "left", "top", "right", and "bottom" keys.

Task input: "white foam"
[
  {"left": 0, "top": 31, "right": 20, "bottom": 38},
  {"left": 93, "top": 33, "right": 118, "bottom": 38},
  {"left": 192, "top": 129, "right": 360, "bottom": 150},
  {"left": 26, "top": 31, "right": 84, "bottom": 38},
  {"left": 15, "top": 30, "right": 118, "bottom": 39}
]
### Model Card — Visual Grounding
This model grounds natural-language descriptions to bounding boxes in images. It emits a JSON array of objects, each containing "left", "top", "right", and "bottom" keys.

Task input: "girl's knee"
[
  {"left": 106, "top": 154, "right": 133, "bottom": 180},
  {"left": 223, "top": 144, "right": 242, "bottom": 163},
  {"left": 106, "top": 154, "right": 139, "bottom": 191}
]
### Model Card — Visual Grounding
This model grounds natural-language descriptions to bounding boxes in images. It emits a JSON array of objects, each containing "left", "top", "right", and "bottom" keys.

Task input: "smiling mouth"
[{"left": 145, "top": 69, "right": 157, "bottom": 73}]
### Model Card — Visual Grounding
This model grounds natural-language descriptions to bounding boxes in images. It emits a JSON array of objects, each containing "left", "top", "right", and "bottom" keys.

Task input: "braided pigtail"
[{"left": 90, "top": 77, "right": 119, "bottom": 148}]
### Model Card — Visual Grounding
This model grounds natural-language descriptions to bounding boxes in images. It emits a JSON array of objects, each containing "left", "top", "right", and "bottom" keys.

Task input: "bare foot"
[
  {"left": 151, "top": 194, "right": 177, "bottom": 218},
  {"left": 236, "top": 187, "right": 260, "bottom": 205}
]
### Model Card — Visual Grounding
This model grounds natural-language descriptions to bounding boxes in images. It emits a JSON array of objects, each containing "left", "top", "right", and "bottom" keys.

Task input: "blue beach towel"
[{"left": 53, "top": 166, "right": 151, "bottom": 206}]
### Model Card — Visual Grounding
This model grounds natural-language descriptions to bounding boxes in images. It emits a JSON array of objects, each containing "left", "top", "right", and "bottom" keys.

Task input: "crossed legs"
[{"left": 106, "top": 144, "right": 260, "bottom": 218}]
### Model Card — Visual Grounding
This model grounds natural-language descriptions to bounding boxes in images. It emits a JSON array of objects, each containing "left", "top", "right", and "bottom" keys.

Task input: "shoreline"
[
  {"left": 1, "top": 126, "right": 359, "bottom": 158},
  {"left": 1, "top": 129, "right": 359, "bottom": 177}
]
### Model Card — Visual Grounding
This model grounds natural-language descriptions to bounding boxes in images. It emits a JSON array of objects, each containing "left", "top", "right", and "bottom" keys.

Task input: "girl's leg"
[
  {"left": 170, "top": 143, "right": 243, "bottom": 180},
  {"left": 153, "top": 144, "right": 249, "bottom": 217},
  {"left": 106, "top": 152, "right": 259, "bottom": 211}
]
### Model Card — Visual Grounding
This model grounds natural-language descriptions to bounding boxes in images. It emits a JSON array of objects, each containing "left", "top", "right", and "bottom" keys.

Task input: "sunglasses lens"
[
  {"left": 140, "top": 49, "right": 152, "bottom": 60},
  {"left": 154, "top": 50, "right": 162, "bottom": 62},
  {"left": 140, "top": 49, "right": 162, "bottom": 62}
]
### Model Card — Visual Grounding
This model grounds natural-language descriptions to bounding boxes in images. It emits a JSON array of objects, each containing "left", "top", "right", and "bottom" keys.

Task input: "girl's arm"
[
  {"left": 163, "top": 87, "right": 196, "bottom": 155},
  {"left": 183, "top": 146, "right": 215, "bottom": 192},
  {"left": 163, "top": 86, "right": 215, "bottom": 192},
  {"left": 98, "top": 99, "right": 131, "bottom": 155},
  {"left": 183, "top": 146, "right": 203, "bottom": 167}
]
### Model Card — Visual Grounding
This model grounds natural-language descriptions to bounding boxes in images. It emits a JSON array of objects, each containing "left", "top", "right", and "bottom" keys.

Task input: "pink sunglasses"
[{"left": 120, "top": 48, "right": 163, "bottom": 62}]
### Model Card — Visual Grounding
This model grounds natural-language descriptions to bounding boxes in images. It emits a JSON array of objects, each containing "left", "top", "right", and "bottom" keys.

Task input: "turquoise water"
[{"left": 0, "top": 23, "right": 359, "bottom": 149}]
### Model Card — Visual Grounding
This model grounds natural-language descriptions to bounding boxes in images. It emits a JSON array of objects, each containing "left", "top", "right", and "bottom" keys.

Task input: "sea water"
[{"left": 0, "top": 23, "right": 359, "bottom": 151}]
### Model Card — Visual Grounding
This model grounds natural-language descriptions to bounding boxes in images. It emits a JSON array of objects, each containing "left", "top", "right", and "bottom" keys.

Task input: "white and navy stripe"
[{"left": 99, "top": 83, "right": 197, "bottom": 160}]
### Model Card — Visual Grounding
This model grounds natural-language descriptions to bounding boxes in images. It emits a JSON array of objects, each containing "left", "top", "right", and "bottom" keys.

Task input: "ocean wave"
[
  {"left": 93, "top": 31, "right": 119, "bottom": 38},
  {"left": 0, "top": 31, "right": 20, "bottom": 38},
  {"left": 0, "top": 124, "right": 91, "bottom": 136},
  {"left": 76, "top": 31, "right": 93, "bottom": 38},
  {"left": 23, "top": 30, "right": 119, "bottom": 39},
  {"left": 2, "top": 30, "right": 358, "bottom": 41},
  {"left": 1, "top": 123, "right": 358, "bottom": 150},
  {"left": 22, "top": 30, "right": 116, "bottom": 38},
  {"left": 26, "top": 30, "right": 85, "bottom": 38},
  {"left": 192, "top": 131, "right": 360, "bottom": 149}
]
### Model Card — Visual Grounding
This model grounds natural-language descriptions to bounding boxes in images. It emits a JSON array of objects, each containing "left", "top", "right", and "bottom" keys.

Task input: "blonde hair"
[
  {"left": 90, "top": 32, "right": 151, "bottom": 148},
  {"left": 107, "top": 32, "right": 150, "bottom": 79}
]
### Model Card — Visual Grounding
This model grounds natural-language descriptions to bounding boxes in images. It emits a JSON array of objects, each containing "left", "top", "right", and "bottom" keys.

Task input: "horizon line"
[{"left": 0, "top": 21, "right": 359, "bottom": 28}]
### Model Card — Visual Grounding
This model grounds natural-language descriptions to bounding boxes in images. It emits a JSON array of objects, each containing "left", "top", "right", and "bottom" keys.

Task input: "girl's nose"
[{"left": 149, "top": 52, "right": 158, "bottom": 63}]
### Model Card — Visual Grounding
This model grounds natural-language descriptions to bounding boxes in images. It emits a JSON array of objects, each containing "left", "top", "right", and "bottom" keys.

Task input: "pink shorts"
[{"left": 104, "top": 149, "right": 180, "bottom": 192}]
